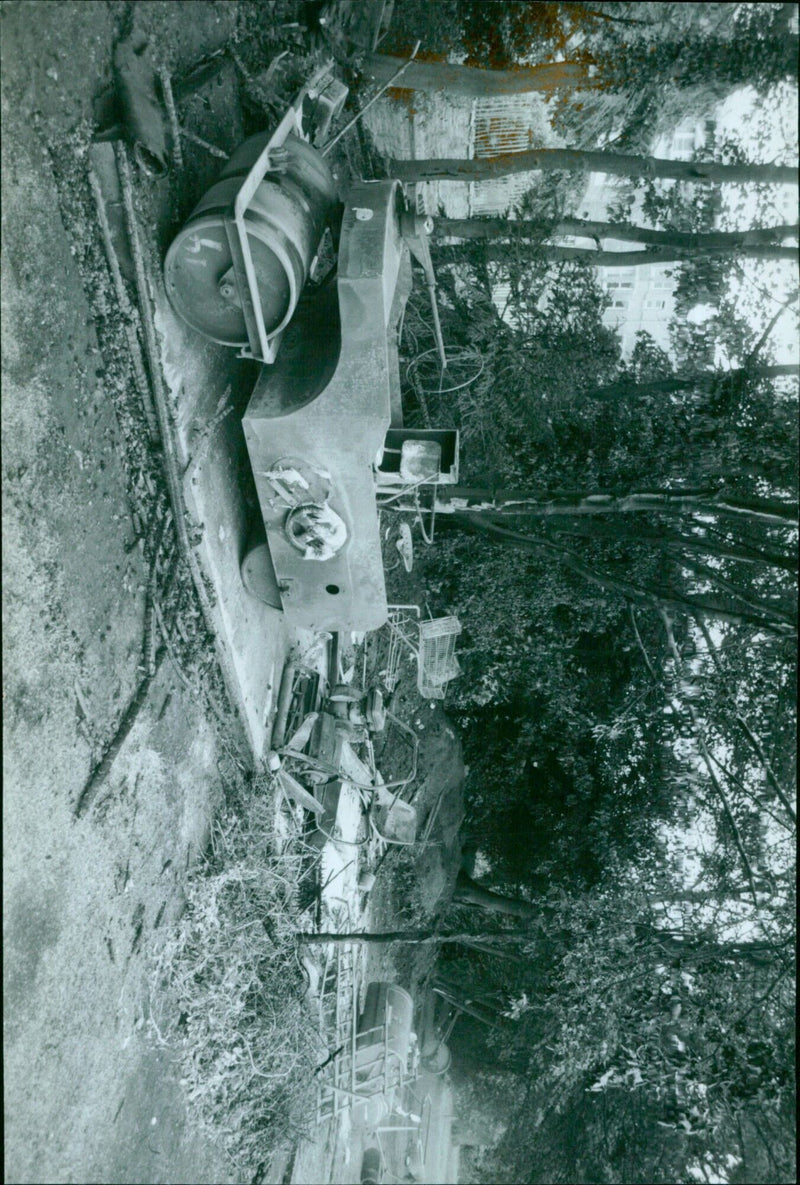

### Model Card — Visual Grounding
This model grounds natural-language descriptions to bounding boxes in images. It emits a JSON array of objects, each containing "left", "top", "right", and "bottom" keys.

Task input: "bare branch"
[
  {"left": 658, "top": 609, "right": 762, "bottom": 912},
  {"left": 676, "top": 555, "right": 796, "bottom": 629},
  {"left": 695, "top": 616, "right": 797, "bottom": 824},
  {"left": 629, "top": 608, "right": 660, "bottom": 684},
  {"left": 744, "top": 291, "right": 799, "bottom": 370}
]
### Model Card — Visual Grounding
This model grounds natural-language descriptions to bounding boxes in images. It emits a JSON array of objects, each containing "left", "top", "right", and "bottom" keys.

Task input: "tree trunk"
[
  {"left": 432, "top": 486, "right": 799, "bottom": 527},
  {"left": 540, "top": 517, "right": 797, "bottom": 573},
  {"left": 573, "top": 364, "right": 799, "bottom": 403},
  {"left": 433, "top": 982, "right": 503, "bottom": 1031},
  {"left": 458, "top": 936, "right": 529, "bottom": 963},
  {"left": 448, "top": 513, "right": 796, "bottom": 635},
  {"left": 670, "top": 555, "right": 796, "bottom": 627},
  {"left": 453, "top": 870, "right": 536, "bottom": 919},
  {"left": 695, "top": 617, "right": 797, "bottom": 824},
  {"left": 361, "top": 54, "right": 593, "bottom": 96},
  {"left": 640, "top": 927, "right": 792, "bottom": 969},
  {"left": 389, "top": 148, "right": 799, "bottom": 187},
  {"left": 435, "top": 243, "right": 798, "bottom": 266},
  {"left": 434, "top": 216, "right": 799, "bottom": 249},
  {"left": 649, "top": 886, "right": 765, "bottom": 907},
  {"left": 297, "top": 928, "right": 529, "bottom": 946}
]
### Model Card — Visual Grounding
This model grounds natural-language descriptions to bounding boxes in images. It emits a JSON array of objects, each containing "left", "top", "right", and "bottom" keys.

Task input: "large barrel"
[
  {"left": 357, "top": 982, "right": 414, "bottom": 1067},
  {"left": 164, "top": 132, "right": 337, "bottom": 347}
]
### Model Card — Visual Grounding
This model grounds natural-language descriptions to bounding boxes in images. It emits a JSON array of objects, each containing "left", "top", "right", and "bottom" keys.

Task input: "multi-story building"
[{"left": 575, "top": 120, "right": 709, "bottom": 356}]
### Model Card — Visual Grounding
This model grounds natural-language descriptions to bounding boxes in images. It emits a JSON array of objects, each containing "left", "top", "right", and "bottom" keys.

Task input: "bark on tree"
[
  {"left": 389, "top": 149, "right": 799, "bottom": 187},
  {"left": 453, "top": 870, "right": 537, "bottom": 919},
  {"left": 434, "top": 216, "right": 799, "bottom": 249},
  {"left": 361, "top": 54, "right": 594, "bottom": 96},
  {"left": 297, "top": 929, "right": 530, "bottom": 946},
  {"left": 435, "top": 243, "right": 799, "bottom": 266},
  {"left": 571, "top": 363, "right": 799, "bottom": 403},
  {"left": 432, "top": 486, "right": 799, "bottom": 527}
]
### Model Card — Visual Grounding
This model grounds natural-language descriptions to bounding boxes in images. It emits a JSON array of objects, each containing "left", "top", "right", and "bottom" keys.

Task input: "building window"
[
  {"left": 603, "top": 266, "right": 636, "bottom": 282},
  {"left": 673, "top": 130, "right": 696, "bottom": 156}
]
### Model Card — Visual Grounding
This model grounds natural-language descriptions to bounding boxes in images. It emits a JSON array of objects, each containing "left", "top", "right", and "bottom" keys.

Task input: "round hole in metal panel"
[{"left": 326, "top": 584, "right": 340, "bottom": 595}]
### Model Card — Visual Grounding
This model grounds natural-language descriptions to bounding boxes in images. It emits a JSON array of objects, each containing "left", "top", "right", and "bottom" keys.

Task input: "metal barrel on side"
[
  {"left": 356, "top": 982, "right": 414, "bottom": 1067},
  {"left": 163, "top": 131, "right": 337, "bottom": 347}
]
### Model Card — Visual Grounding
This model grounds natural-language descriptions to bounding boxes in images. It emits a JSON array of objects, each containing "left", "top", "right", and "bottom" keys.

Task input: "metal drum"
[
  {"left": 164, "top": 132, "right": 337, "bottom": 347},
  {"left": 357, "top": 982, "right": 414, "bottom": 1066}
]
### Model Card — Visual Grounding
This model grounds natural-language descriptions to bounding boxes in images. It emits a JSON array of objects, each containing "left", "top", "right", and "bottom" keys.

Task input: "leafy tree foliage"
[
  {"left": 382, "top": 7, "right": 797, "bottom": 1180},
  {"left": 398, "top": 203, "right": 796, "bottom": 1184}
]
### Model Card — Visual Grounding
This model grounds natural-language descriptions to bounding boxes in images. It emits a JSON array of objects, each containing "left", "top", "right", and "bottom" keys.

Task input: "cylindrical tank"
[
  {"left": 164, "top": 132, "right": 337, "bottom": 347},
  {"left": 357, "top": 982, "right": 414, "bottom": 1067}
]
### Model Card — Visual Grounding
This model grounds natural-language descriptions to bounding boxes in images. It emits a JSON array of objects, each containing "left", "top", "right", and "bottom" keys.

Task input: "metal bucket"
[
  {"left": 360, "top": 1146, "right": 384, "bottom": 1184},
  {"left": 240, "top": 521, "right": 282, "bottom": 607},
  {"left": 421, "top": 1040, "right": 451, "bottom": 1074},
  {"left": 164, "top": 132, "right": 337, "bottom": 347},
  {"left": 351, "top": 1091, "right": 390, "bottom": 1131}
]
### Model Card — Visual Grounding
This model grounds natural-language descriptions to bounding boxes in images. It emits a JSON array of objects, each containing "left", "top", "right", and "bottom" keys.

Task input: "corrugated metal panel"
[
  {"left": 470, "top": 95, "right": 540, "bottom": 217},
  {"left": 473, "top": 95, "right": 537, "bottom": 157}
]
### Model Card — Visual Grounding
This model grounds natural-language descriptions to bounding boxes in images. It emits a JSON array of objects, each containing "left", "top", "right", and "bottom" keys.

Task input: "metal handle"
[{"left": 223, "top": 104, "right": 303, "bottom": 363}]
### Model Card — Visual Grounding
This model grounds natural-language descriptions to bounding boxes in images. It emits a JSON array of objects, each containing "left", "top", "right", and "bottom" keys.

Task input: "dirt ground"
[
  {"left": 2, "top": 4, "right": 257, "bottom": 1183},
  {"left": 2, "top": 4, "right": 466, "bottom": 1182}
]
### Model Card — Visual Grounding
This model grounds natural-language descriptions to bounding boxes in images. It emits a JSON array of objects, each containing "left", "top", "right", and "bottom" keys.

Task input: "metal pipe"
[
  {"left": 271, "top": 661, "right": 297, "bottom": 749},
  {"left": 321, "top": 41, "right": 421, "bottom": 156},
  {"left": 427, "top": 276, "right": 447, "bottom": 372}
]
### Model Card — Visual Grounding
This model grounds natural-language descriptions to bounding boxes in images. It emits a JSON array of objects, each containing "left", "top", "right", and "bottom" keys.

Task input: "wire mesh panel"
[
  {"left": 379, "top": 605, "right": 420, "bottom": 691},
  {"left": 417, "top": 617, "right": 461, "bottom": 700}
]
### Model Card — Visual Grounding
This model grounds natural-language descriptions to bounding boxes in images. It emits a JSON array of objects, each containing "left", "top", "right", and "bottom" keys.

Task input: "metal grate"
[
  {"left": 417, "top": 617, "right": 461, "bottom": 700},
  {"left": 316, "top": 955, "right": 414, "bottom": 1125}
]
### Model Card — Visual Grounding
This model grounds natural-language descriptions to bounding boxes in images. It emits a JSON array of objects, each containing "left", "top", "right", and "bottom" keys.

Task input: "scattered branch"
[{"left": 74, "top": 649, "right": 166, "bottom": 818}]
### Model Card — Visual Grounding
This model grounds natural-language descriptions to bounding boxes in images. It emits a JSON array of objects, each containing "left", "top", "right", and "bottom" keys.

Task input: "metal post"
[{"left": 321, "top": 41, "right": 421, "bottom": 156}]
